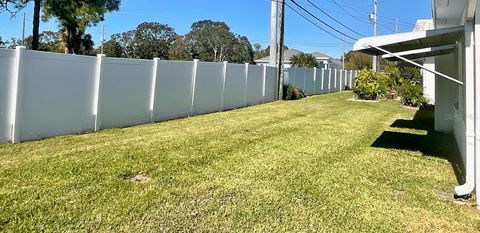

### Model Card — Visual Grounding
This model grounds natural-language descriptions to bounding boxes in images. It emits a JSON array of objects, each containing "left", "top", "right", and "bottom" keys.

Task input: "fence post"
[
  {"left": 334, "top": 69, "right": 338, "bottom": 92},
  {"left": 93, "top": 54, "right": 105, "bottom": 131},
  {"left": 190, "top": 59, "right": 199, "bottom": 116},
  {"left": 244, "top": 63, "right": 249, "bottom": 107},
  {"left": 349, "top": 70, "right": 353, "bottom": 88},
  {"left": 320, "top": 68, "right": 325, "bottom": 94},
  {"left": 262, "top": 64, "right": 267, "bottom": 103},
  {"left": 149, "top": 58, "right": 159, "bottom": 122},
  {"left": 313, "top": 68, "right": 317, "bottom": 95},
  {"left": 10, "top": 46, "right": 26, "bottom": 143},
  {"left": 328, "top": 69, "right": 332, "bottom": 93},
  {"left": 340, "top": 69, "right": 343, "bottom": 91},
  {"left": 220, "top": 61, "right": 228, "bottom": 111}
]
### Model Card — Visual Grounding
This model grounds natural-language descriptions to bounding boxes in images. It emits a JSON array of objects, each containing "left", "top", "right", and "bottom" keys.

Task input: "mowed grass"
[{"left": 1, "top": 92, "right": 479, "bottom": 232}]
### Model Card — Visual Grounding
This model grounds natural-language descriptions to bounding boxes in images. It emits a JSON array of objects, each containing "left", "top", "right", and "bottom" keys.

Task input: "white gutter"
[
  {"left": 381, "top": 44, "right": 456, "bottom": 59},
  {"left": 455, "top": 20, "right": 476, "bottom": 197},
  {"left": 431, "top": 0, "right": 437, "bottom": 28},
  {"left": 466, "top": 0, "right": 477, "bottom": 19},
  {"left": 364, "top": 44, "right": 464, "bottom": 85}
]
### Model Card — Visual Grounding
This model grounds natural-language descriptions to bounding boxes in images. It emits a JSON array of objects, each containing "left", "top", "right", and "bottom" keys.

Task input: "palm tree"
[{"left": 290, "top": 53, "right": 318, "bottom": 68}]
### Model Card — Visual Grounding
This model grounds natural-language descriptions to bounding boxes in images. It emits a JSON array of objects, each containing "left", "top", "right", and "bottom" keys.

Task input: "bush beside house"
[
  {"left": 353, "top": 69, "right": 388, "bottom": 100},
  {"left": 354, "top": 65, "right": 428, "bottom": 107}
]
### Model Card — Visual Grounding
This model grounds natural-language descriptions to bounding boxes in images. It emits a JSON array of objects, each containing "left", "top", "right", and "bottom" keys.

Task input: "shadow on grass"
[{"left": 371, "top": 110, "right": 465, "bottom": 184}]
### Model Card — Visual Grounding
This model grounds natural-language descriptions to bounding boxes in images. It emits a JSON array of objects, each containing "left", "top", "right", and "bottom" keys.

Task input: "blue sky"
[{"left": 0, "top": 0, "right": 432, "bottom": 58}]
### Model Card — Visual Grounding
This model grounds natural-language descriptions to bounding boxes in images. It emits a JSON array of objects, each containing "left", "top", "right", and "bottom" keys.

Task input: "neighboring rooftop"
[
  {"left": 413, "top": 19, "right": 434, "bottom": 32},
  {"left": 255, "top": 49, "right": 334, "bottom": 63}
]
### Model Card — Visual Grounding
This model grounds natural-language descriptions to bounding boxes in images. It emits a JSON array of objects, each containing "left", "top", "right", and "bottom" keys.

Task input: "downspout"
[
  {"left": 455, "top": 20, "right": 476, "bottom": 197},
  {"left": 474, "top": 4, "right": 480, "bottom": 209}
]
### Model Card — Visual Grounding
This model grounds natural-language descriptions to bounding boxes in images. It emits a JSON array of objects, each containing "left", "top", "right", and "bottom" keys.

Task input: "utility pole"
[
  {"left": 22, "top": 13, "right": 26, "bottom": 46},
  {"left": 269, "top": 0, "right": 278, "bottom": 67},
  {"left": 342, "top": 35, "right": 345, "bottom": 70},
  {"left": 101, "top": 25, "right": 105, "bottom": 54},
  {"left": 277, "top": 0, "right": 286, "bottom": 99},
  {"left": 395, "top": 18, "right": 398, "bottom": 33},
  {"left": 372, "top": 0, "right": 378, "bottom": 71},
  {"left": 370, "top": 0, "right": 378, "bottom": 71}
]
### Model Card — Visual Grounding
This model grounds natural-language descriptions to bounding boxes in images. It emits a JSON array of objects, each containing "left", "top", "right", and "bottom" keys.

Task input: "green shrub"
[
  {"left": 283, "top": 85, "right": 306, "bottom": 100},
  {"left": 353, "top": 69, "right": 388, "bottom": 100},
  {"left": 398, "top": 83, "right": 428, "bottom": 107}
]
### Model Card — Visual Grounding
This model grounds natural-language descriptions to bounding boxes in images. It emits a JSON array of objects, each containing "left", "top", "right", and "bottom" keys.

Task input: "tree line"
[
  {"left": 102, "top": 20, "right": 255, "bottom": 63},
  {"left": 1, "top": 19, "right": 258, "bottom": 63},
  {"left": 0, "top": 0, "right": 264, "bottom": 63}
]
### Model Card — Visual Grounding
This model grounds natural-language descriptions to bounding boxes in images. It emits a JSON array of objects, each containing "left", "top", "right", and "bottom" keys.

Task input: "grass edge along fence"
[
  {"left": 284, "top": 67, "right": 358, "bottom": 96},
  {"left": 0, "top": 46, "right": 357, "bottom": 144}
]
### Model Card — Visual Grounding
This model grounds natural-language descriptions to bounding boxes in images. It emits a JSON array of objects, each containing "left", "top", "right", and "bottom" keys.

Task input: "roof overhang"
[
  {"left": 382, "top": 44, "right": 457, "bottom": 61},
  {"left": 353, "top": 26, "right": 464, "bottom": 56},
  {"left": 432, "top": 0, "right": 476, "bottom": 28}
]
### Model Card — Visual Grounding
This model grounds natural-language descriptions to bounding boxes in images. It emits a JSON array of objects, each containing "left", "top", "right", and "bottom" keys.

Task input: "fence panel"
[
  {"left": 246, "top": 65, "right": 264, "bottom": 106},
  {"left": 305, "top": 68, "right": 315, "bottom": 96},
  {"left": 153, "top": 60, "right": 194, "bottom": 121},
  {"left": 193, "top": 62, "right": 224, "bottom": 115},
  {"left": 0, "top": 49, "right": 15, "bottom": 143},
  {"left": 19, "top": 50, "right": 97, "bottom": 141},
  {"left": 265, "top": 66, "right": 277, "bottom": 103},
  {"left": 98, "top": 57, "right": 153, "bottom": 129},
  {"left": 0, "top": 48, "right": 282, "bottom": 144},
  {"left": 223, "top": 64, "right": 247, "bottom": 110},
  {"left": 294, "top": 68, "right": 306, "bottom": 90},
  {"left": 283, "top": 68, "right": 291, "bottom": 86}
]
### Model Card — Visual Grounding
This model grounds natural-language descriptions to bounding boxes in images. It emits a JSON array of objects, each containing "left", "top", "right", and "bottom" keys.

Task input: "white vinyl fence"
[
  {"left": 284, "top": 67, "right": 358, "bottom": 96},
  {"left": 0, "top": 47, "right": 278, "bottom": 143}
]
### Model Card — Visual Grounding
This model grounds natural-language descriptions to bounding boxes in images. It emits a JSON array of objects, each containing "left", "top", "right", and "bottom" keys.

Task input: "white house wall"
[
  {"left": 423, "top": 57, "right": 436, "bottom": 104},
  {"left": 435, "top": 53, "right": 458, "bottom": 133}
]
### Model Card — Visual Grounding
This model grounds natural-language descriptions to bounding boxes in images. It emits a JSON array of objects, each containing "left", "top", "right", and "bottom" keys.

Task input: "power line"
[
  {"left": 289, "top": 0, "right": 358, "bottom": 41},
  {"left": 327, "top": 0, "right": 372, "bottom": 25},
  {"left": 304, "top": 0, "right": 366, "bottom": 37},
  {"left": 281, "top": 0, "right": 353, "bottom": 43},
  {"left": 329, "top": 0, "right": 415, "bottom": 27}
]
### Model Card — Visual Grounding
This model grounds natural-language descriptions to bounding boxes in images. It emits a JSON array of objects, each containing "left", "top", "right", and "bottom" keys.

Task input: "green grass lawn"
[{"left": 1, "top": 92, "right": 479, "bottom": 232}]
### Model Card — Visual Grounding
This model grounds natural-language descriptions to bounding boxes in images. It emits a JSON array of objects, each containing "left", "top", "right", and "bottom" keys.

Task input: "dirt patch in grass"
[{"left": 131, "top": 173, "right": 150, "bottom": 184}]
